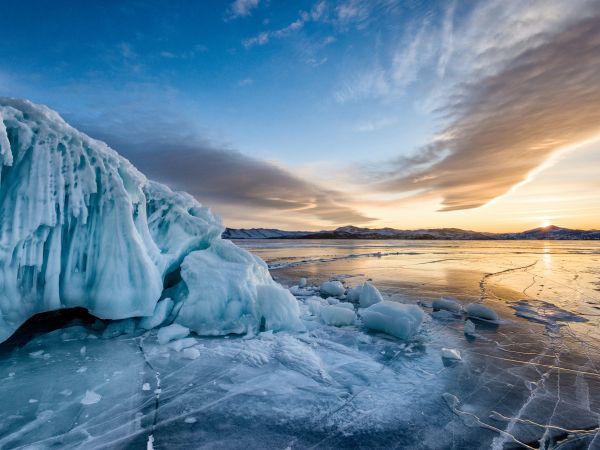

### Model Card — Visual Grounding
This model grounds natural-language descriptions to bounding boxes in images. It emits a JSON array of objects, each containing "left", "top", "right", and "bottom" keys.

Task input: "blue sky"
[{"left": 1, "top": 0, "right": 600, "bottom": 230}]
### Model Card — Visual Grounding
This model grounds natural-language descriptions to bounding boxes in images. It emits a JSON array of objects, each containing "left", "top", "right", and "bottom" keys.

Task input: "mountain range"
[{"left": 223, "top": 225, "right": 600, "bottom": 240}]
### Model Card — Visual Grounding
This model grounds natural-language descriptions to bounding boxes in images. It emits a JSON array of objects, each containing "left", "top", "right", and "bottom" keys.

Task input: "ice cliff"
[{"left": 0, "top": 98, "right": 301, "bottom": 342}]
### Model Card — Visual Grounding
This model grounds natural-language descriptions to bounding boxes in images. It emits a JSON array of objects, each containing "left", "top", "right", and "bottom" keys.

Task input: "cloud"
[
  {"left": 236, "top": 77, "right": 254, "bottom": 87},
  {"left": 242, "top": 1, "right": 328, "bottom": 48},
  {"left": 375, "top": 10, "right": 600, "bottom": 211},
  {"left": 227, "top": 0, "right": 260, "bottom": 19},
  {"left": 86, "top": 124, "right": 374, "bottom": 226},
  {"left": 243, "top": 31, "right": 269, "bottom": 48}
]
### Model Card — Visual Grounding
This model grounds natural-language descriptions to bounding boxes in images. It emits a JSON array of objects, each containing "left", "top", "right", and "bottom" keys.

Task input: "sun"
[{"left": 541, "top": 219, "right": 552, "bottom": 228}]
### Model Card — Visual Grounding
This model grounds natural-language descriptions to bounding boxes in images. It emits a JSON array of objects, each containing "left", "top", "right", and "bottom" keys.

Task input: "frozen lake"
[{"left": 1, "top": 240, "right": 600, "bottom": 449}]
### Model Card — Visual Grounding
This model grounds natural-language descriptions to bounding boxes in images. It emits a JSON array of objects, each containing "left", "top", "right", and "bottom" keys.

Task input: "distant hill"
[{"left": 222, "top": 225, "right": 600, "bottom": 240}]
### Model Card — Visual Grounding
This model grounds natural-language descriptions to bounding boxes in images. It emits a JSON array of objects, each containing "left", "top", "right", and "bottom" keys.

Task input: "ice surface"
[
  {"left": 361, "top": 301, "right": 424, "bottom": 340},
  {"left": 318, "top": 305, "right": 356, "bottom": 326},
  {"left": 0, "top": 99, "right": 302, "bottom": 342},
  {"left": 319, "top": 280, "right": 345, "bottom": 297}
]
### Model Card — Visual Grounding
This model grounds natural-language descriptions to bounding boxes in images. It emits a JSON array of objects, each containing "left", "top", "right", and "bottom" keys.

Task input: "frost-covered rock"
[
  {"left": 319, "top": 281, "right": 345, "bottom": 297},
  {"left": 319, "top": 305, "right": 356, "bottom": 326},
  {"left": 432, "top": 297, "right": 462, "bottom": 314},
  {"left": 0, "top": 98, "right": 303, "bottom": 342},
  {"left": 361, "top": 301, "right": 424, "bottom": 340},
  {"left": 465, "top": 303, "right": 498, "bottom": 321}
]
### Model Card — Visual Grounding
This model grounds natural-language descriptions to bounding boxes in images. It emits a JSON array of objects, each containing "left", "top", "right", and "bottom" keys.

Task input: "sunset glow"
[{"left": 1, "top": 0, "right": 598, "bottom": 232}]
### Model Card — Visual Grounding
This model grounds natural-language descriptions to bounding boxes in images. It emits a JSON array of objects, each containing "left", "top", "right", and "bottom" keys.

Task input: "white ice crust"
[{"left": 0, "top": 98, "right": 302, "bottom": 342}]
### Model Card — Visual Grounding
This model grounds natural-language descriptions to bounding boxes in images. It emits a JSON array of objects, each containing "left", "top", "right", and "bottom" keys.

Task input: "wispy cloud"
[
  {"left": 242, "top": 1, "right": 328, "bottom": 48},
  {"left": 236, "top": 77, "right": 254, "bottom": 87},
  {"left": 227, "top": 0, "right": 260, "bottom": 19},
  {"left": 374, "top": 5, "right": 600, "bottom": 211}
]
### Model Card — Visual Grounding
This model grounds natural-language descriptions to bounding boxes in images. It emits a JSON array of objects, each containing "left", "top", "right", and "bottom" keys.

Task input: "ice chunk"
[
  {"left": 431, "top": 310, "right": 456, "bottom": 321},
  {"left": 441, "top": 348, "right": 462, "bottom": 361},
  {"left": 319, "top": 281, "right": 345, "bottom": 297},
  {"left": 181, "top": 347, "right": 201, "bottom": 360},
  {"left": 358, "top": 282, "right": 383, "bottom": 308},
  {"left": 139, "top": 298, "right": 174, "bottom": 330},
  {"left": 298, "top": 277, "right": 307, "bottom": 288},
  {"left": 167, "top": 337, "right": 197, "bottom": 352},
  {"left": 142, "top": 383, "right": 151, "bottom": 391},
  {"left": 306, "top": 297, "right": 326, "bottom": 316},
  {"left": 176, "top": 240, "right": 303, "bottom": 336},
  {"left": 81, "top": 390, "right": 102, "bottom": 405},
  {"left": 464, "top": 320, "right": 476, "bottom": 336},
  {"left": 319, "top": 305, "right": 356, "bottom": 326},
  {"left": 346, "top": 285, "right": 362, "bottom": 302},
  {"left": 157, "top": 324, "right": 190, "bottom": 345},
  {"left": 361, "top": 301, "right": 424, "bottom": 340},
  {"left": 465, "top": 303, "right": 498, "bottom": 321},
  {"left": 336, "top": 302, "right": 355, "bottom": 311},
  {"left": 432, "top": 297, "right": 462, "bottom": 313},
  {"left": 326, "top": 297, "right": 340, "bottom": 305}
]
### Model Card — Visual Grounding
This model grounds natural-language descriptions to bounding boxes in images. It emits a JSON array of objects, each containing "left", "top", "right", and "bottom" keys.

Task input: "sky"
[{"left": 1, "top": 0, "right": 599, "bottom": 232}]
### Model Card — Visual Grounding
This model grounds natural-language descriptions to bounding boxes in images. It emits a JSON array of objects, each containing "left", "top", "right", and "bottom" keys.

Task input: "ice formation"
[
  {"left": 361, "top": 301, "right": 424, "bottom": 340},
  {"left": 357, "top": 282, "right": 383, "bottom": 308},
  {"left": 319, "top": 280, "right": 345, "bottom": 297},
  {"left": 465, "top": 303, "right": 498, "bottom": 321},
  {"left": 441, "top": 348, "right": 461, "bottom": 361},
  {"left": 432, "top": 297, "right": 462, "bottom": 313},
  {"left": 318, "top": 304, "right": 356, "bottom": 326},
  {"left": 0, "top": 98, "right": 301, "bottom": 342}
]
